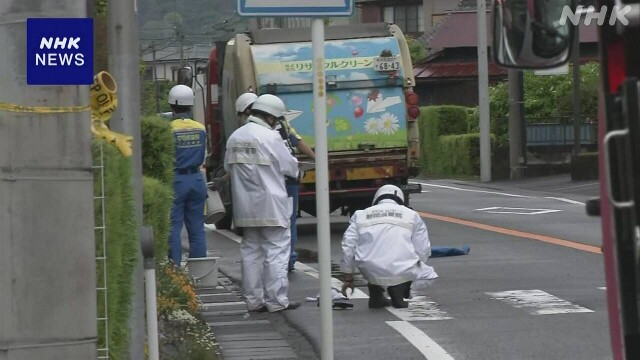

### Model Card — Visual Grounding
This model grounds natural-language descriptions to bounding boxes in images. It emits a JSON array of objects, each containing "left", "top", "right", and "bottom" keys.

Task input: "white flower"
[
  {"left": 379, "top": 112, "right": 399, "bottom": 135},
  {"left": 364, "top": 117, "right": 382, "bottom": 134}
]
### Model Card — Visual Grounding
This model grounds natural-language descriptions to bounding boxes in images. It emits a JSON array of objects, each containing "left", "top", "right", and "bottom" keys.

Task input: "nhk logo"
[
  {"left": 27, "top": 18, "right": 93, "bottom": 85},
  {"left": 559, "top": 5, "right": 632, "bottom": 26}
]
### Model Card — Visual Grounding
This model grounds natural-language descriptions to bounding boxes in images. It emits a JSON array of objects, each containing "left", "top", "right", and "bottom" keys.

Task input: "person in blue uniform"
[{"left": 167, "top": 84, "right": 208, "bottom": 266}]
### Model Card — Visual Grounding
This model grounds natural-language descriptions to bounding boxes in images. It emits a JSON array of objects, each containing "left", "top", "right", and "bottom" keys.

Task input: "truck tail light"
[{"left": 405, "top": 91, "right": 420, "bottom": 121}]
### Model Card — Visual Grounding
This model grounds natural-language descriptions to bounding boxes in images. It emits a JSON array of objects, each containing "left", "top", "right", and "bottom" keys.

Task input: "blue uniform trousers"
[{"left": 169, "top": 172, "right": 207, "bottom": 265}]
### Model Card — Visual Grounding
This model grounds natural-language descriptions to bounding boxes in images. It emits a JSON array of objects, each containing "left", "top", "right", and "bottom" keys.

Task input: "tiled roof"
[{"left": 413, "top": 62, "right": 508, "bottom": 80}]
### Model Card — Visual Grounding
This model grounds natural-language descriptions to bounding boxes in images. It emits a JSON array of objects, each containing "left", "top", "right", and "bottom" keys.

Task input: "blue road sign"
[{"left": 237, "top": 0, "right": 353, "bottom": 17}]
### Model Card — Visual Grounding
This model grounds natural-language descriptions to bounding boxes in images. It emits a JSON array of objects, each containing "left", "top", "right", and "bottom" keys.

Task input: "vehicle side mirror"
[
  {"left": 177, "top": 66, "right": 193, "bottom": 86},
  {"left": 492, "top": 0, "right": 576, "bottom": 69}
]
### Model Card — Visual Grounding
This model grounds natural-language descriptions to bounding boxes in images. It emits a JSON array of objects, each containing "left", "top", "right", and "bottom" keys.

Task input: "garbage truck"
[{"left": 197, "top": 23, "right": 422, "bottom": 227}]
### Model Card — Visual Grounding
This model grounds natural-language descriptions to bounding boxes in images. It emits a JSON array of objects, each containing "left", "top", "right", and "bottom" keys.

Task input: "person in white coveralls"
[
  {"left": 224, "top": 94, "right": 301, "bottom": 312},
  {"left": 340, "top": 184, "right": 438, "bottom": 308}
]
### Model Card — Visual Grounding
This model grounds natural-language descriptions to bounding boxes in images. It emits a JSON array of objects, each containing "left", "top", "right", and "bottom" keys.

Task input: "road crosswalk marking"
[
  {"left": 386, "top": 296, "right": 453, "bottom": 321},
  {"left": 486, "top": 289, "right": 594, "bottom": 315}
]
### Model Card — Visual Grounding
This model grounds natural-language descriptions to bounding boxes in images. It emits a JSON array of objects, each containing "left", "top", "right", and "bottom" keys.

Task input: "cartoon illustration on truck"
[{"left": 196, "top": 23, "right": 421, "bottom": 227}]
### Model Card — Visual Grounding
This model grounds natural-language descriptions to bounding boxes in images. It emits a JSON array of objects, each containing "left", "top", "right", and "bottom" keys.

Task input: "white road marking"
[
  {"left": 386, "top": 296, "right": 453, "bottom": 321},
  {"left": 552, "top": 182, "right": 599, "bottom": 191},
  {"left": 386, "top": 321, "right": 455, "bottom": 360},
  {"left": 293, "top": 262, "right": 369, "bottom": 299},
  {"left": 598, "top": 287, "right": 606, "bottom": 290},
  {"left": 544, "top": 197, "right": 585, "bottom": 205},
  {"left": 475, "top": 207, "right": 562, "bottom": 215},
  {"left": 486, "top": 289, "right": 594, "bottom": 315},
  {"left": 410, "top": 181, "right": 531, "bottom": 198}
]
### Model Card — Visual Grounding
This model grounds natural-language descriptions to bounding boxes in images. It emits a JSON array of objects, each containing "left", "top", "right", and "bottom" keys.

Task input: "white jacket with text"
[
  {"left": 341, "top": 199, "right": 438, "bottom": 286},
  {"left": 224, "top": 116, "right": 299, "bottom": 228}
]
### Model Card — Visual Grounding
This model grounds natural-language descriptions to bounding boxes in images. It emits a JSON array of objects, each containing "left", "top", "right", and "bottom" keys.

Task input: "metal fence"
[{"left": 525, "top": 117, "right": 598, "bottom": 147}]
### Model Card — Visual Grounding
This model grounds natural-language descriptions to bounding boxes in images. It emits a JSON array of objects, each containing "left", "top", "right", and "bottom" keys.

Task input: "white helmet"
[
  {"left": 251, "top": 94, "right": 286, "bottom": 118},
  {"left": 235, "top": 92, "right": 258, "bottom": 113},
  {"left": 372, "top": 184, "right": 405, "bottom": 205},
  {"left": 168, "top": 85, "right": 194, "bottom": 106}
]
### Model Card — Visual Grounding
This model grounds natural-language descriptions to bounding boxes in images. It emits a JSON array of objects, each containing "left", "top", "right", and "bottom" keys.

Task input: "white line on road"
[
  {"left": 386, "top": 321, "right": 455, "bottom": 360},
  {"left": 552, "top": 182, "right": 599, "bottom": 191},
  {"left": 486, "top": 289, "right": 594, "bottom": 315},
  {"left": 475, "top": 206, "right": 562, "bottom": 215},
  {"left": 293, "top": 262, "right": 369, "bottom": 299},
  {"left": 544, "top": 197, "right": 585, "bottom": 205},
  {"left": 386, "top": 296, "right": 453, "bottom": 321},
  {"left": 410, "top": 181, "right": 532, "bottom": 198}
]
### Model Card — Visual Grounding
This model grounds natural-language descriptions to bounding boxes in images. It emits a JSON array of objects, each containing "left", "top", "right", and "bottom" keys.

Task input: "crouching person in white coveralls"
[
  {"left": 224, "top": 94, "right": 301, "bottom": 313},
  {"left": 340, "top": 185, "right": 438, "bottom": 308}
]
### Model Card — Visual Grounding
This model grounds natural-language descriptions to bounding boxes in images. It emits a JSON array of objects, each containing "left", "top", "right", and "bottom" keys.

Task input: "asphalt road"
[
  {"left": 209, "top": 175, "right": 611, "bottom": 359},
  {"left": 286, "top": 175, "right": 611, "bottom": 360}
]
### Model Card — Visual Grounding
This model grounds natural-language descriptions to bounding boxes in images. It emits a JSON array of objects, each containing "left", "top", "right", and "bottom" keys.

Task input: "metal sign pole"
[{"left": 311, "top": 18, "right": 334, "bottom": 360}]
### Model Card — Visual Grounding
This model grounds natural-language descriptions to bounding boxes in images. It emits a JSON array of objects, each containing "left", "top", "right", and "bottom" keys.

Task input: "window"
[{"left": 382, "top": 4, "right": 424, "bottom": 33}]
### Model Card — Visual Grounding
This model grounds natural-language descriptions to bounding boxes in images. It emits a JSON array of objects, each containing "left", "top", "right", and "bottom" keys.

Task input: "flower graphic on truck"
[
  {"left": 379, "top": 112, "right": 399, "bottom": 135},
  {"left": 364, "top": 117, "right": 382, "bottom": 134}
]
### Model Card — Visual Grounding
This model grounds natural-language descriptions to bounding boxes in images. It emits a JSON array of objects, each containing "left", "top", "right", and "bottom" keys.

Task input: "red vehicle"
[{"left": 493, "top": 0, "right": 640, "bottom": 358}]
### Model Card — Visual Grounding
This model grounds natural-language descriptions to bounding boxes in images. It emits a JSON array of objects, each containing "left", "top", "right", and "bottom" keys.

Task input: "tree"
[{"left": 407, "top": 36, "right": 428, "bottom": 65}]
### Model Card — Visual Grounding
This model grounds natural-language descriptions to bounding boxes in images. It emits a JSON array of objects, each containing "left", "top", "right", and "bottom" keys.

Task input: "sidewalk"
[{"left": 196, "top": 230, "right": 318, "bottom": 360}]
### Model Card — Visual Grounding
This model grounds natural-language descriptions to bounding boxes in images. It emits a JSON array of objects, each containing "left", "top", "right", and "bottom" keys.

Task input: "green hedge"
[
  {"left": 93, "top": 140, "right": 139, "bottom": 360},
  {"left": 143, "top": 176, "right": 173, "bottom": 261},
  {"left": 418, "top": 105, "right": 495, "bottom": 178},
  {"left": 141, "top": 115, "right": 175, "bottom": 186}
]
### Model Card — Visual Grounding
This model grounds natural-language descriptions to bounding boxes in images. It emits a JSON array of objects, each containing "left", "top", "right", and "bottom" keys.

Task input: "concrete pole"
[
  {"left": 508, "top": 69, "right": 524, "bottom": 179},
  {"left": 477, "top": 0, "right": 491, "bottom": 182},
  {"left": 312, "top": 18, "right": 334, "bottom": 360},
  {"left": 108, "top": 0, "right": 146, "bottom": 359},
  {"left": 0, "top": 1, "right": 97, "bottom": 359},
  {"left": 572, "top": 25, "right": 581, "bottom": 155}
]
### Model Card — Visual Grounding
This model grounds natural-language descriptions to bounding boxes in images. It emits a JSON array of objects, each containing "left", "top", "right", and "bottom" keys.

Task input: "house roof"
[
  {"left": 414, "top": 61, "right": 508, "bottom": 80},
  {"left": 429, "top": 11, "right": 599, "bottom": 49}
]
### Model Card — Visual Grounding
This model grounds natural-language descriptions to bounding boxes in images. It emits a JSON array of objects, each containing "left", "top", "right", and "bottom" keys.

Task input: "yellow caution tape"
[{"left": 0, "top": 102, "right": 90, "bottom": 113}]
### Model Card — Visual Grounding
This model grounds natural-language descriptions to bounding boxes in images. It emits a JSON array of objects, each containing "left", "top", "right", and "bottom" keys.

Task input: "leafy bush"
[
  {"left": 141, "top": 115, "right": 175, "bottom": 186},
  {"left": 418, "top": 106, "right": 500, "bottom": 178},
  {"left": 93, "top": 140, "right": 139, "bottom": 359},
  {"left": 142, "top": 176, "right": 173, "bottom": 263}
]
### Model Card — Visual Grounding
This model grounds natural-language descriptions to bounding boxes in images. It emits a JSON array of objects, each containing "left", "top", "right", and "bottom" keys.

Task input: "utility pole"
[
  {"left": 477, "top": 0, "right": 491, "bottom": 182},
  {"left": 152, "top": 41, "right": 160, "bottom": 114},
  {"left": 108, "top": 0, "right": 146, "bottom": 359},
  {"left": 572, "top": 25, "right": 581, "bottom": 155},
  {"left": 508, "top": 69, "right": 525, "bottom": 179},
  {"left": 0, "top": 1, "right": 97, "bottom": 359}
]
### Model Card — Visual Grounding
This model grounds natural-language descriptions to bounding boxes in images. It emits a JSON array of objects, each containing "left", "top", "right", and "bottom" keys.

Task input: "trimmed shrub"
[
  {"left": 142, "top": 176, "right": 173, "bottom": 263},
  {"left": 433, "top": 105, "right": 472, "bottom": 136},
  {"left": 438, "top": 133, "right": 496, "bottom": 177},
  {"left": 93, "top": 140, "right": 138, "bottom": 359},
  {"left": 141, "top": 115, "right": 175, "bottom": 186},
  {"left": 418, "top": 105, "right": 480, "bottom": 176}
]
